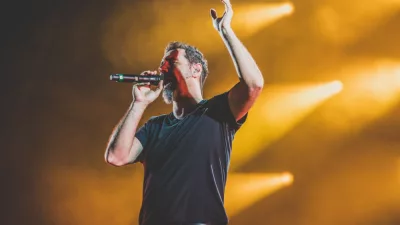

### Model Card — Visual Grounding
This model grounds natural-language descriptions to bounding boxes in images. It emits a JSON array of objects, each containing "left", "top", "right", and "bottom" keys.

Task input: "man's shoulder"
[
  {"left": 148, "top": 113, "right": 169, "bottom": 121},
  {"left": 204, "top": 91, "right": 229, "bottom": 106},
  {"left": 147, "top": 113, "right": 169, "bottom": 124}
]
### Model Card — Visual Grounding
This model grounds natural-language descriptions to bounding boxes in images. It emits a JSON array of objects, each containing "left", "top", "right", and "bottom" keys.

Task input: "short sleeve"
[
  {"left": 207, "top": 91, "right": 248, "bottom": 130},
  {"left": 133, "top": 120, "right": 151, "bottom": 163},
  {"left": 135, "top": 123, "right": 149, "bottom": 149}
]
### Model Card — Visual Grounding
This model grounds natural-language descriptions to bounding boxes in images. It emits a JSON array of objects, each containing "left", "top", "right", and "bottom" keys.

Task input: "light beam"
[
  {"left": 232, "top": 2, "right": 295, "bottom": 37},
  {"left": 225, "top": 172, "right": 293, "bottom": 216},
  {"left": 231, "top": 80, "right": 343, "bottom": 170}
]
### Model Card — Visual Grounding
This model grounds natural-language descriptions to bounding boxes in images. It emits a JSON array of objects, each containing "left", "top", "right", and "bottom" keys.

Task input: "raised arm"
[
  {"left": 210, "top": 0, "right": 264, "bottom": 121},
  {"left": 105, "top": 71, "right": 163, "bottom": 166}
]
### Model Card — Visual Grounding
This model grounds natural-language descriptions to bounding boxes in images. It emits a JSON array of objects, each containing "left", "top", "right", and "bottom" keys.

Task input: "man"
[{"left": 105, "top": 0, "right": 264, "bottom": 224}]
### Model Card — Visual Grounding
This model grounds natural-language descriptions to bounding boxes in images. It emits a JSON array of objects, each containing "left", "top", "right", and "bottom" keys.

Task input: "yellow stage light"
[
  {"left": 230, "top": 80, "right": 343, "bottom": 170},
  {"left": 395, "top": 68, "right": 400, "bottom": 81},
  {"left": 280, "top": 172, "right": 294, "bottom": 184},
  {"left": 319, "top": 60, "right": 400, "bottom": 132},
  {"left": 225, "top": 172, "right": 293, "bottom": 216},
  {"left": 102, "top": 1, "right": 295, "bottom": 68},
  {"left": 233, "top": 2, "right": 295, "bottom": 37}
]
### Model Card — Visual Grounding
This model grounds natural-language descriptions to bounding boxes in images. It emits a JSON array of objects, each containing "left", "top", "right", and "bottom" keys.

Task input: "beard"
[{"left": 162, "top": 82, "right": 175, "bottom": 104}]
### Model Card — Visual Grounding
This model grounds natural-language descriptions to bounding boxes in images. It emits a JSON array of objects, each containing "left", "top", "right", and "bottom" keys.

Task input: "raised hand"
[
  {"left": 210, "top": 0, "right": 233, "bottom": 33},
  {"left": 132, "top": 70, "right": 163, "bottom": 106}
]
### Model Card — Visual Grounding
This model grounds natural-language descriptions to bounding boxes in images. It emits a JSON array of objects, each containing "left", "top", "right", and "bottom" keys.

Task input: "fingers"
[
  {"left": 139, "top": 70, "right": 158, "bottom": 87},
  {"left": 210, "top": 0, "right": 233, "bottom": 21},
  {"left": 210, "top": 8, "right": 217, "bottom": 20},
  {"left": 140, "top": 70, "right": 150, "bottom": 75},
  {"left": 138, "top": 82, "right": 151, "bottom": 86},
  {"left": 140, "top": 70, "right": 158, "bottom": 75},
  {"left": 221, "top": 0, "right": 232, "bottom": 7},
  {"left": 222, "top": 11, "right": 227, "bottom": 19},
  {"left": 154, "top": 80, "right": 164, "bottom": 95},
  {"left": 221, "top": 0, "right": 233, "bottom": 16},
  {"left": 132, "top": 82, "right": 151, "bottom": 92}
]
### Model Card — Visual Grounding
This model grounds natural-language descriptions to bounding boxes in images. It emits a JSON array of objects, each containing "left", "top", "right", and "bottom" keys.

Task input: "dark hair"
[{"left": 164, "top": 41, "right": 209, "bottom": 88}]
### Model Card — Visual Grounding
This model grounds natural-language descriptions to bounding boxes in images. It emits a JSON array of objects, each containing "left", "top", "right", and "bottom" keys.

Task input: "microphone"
[{"left": 110, "top": 74, "right": 164, "bottom": 84}]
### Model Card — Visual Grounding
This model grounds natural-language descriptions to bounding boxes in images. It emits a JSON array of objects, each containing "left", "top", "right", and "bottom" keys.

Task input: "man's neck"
[
  {"left": 171, "top": 80, "right": 204, "bottom": 119},
  {"left": 172, "top": 95, "right": 203, "bottom": 119}
]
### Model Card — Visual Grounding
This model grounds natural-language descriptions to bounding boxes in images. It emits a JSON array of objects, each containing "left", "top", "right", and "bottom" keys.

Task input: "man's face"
[{"left": 159, "top": 49, "right": 192, "bottom": 104}]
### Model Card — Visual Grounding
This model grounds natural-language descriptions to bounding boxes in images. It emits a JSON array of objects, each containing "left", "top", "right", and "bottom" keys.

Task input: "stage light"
[
  {"left": 395, "top": 68, "right": 400, "bottom": 81},
  {"left": 230, "top": 80, "right": 343, "bottom": 170},
  {"left": 329, "top": 80, "right": 343, "bottom": 93},
  {"left": 232, "top": 2, "right": 295, "bottom": 37},
  {"left": 225, "top": 172, "right": 293, "bottom": 216},
  {"left": 318, "top": 60, "right": 400, "bottom": 133},
  {"left": 280, "top": 172, "right": 294, "bottom": 184},
  {"left": 102, "top": 1, "right": 295, "bottom": 67}
]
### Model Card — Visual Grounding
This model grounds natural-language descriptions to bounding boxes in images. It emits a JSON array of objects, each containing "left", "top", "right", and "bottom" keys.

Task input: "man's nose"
[{"left": 159, "top": 62, "right": 168, "bottom": 73}]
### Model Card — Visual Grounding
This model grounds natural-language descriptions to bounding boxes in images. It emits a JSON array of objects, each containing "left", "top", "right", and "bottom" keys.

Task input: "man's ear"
[{"left": 191, "top": 63, "right": 202, "bottom": 78}]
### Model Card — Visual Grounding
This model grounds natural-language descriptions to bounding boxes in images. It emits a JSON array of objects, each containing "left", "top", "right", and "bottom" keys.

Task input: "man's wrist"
[{"left": 131, "top": 101, "right": 149, "bottom": 111}]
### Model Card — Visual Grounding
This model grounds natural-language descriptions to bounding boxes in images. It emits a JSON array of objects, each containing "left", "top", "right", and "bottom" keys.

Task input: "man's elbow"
[
  {"left": 248, "top": 72, "right": 264, "bottom": 90},
  {"left": 248, "top": 80, "right": 263, "bottom": 98},
  {"left": 104, "top": 149, "right": 129, "bottom": 167}
]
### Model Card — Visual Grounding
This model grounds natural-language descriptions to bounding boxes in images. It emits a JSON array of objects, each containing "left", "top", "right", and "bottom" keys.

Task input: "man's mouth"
[
  {"left": 162, "top": 73, "right": 175, "bottom": 84},
  {"left": 162, "top": 74, "right": 177, "bottom": 90}
]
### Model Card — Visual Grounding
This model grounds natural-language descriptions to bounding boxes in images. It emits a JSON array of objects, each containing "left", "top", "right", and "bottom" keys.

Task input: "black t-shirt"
[{"left": 134, "top": 91, "right": 247, "bottom": 225}]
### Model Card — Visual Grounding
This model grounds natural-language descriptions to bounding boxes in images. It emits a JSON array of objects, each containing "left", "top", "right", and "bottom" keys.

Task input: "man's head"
[{"left": 159, "top": 41, "right": 209, "bottom": 104}]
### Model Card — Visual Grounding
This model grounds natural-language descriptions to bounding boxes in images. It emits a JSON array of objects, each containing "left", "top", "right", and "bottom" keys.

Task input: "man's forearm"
[
  {"left": 220, "top": 28, "right": 264, "bottom": 89},
  {"left": 105, "top": 102, "right": 147, "bottom": 163}
]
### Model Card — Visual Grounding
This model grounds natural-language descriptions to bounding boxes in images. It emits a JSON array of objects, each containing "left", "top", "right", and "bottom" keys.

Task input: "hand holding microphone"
[{"left": 111, "top": 70, "right": 164, "bottom": 106}]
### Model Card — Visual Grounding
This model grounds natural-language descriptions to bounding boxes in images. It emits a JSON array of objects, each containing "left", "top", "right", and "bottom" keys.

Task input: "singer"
[{"left": 105, "top": 0, "right": 264, "bottom": 224}]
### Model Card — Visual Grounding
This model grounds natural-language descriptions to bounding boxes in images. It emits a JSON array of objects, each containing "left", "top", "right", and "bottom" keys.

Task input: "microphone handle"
[{"left": 110, "top": 74, "right": 164, "bottom": 83}]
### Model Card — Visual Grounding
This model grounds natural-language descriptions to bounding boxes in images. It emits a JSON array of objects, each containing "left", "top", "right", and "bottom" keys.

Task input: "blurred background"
[{"left": 1, "top": 0, "right": 400, "bottom": 224}]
